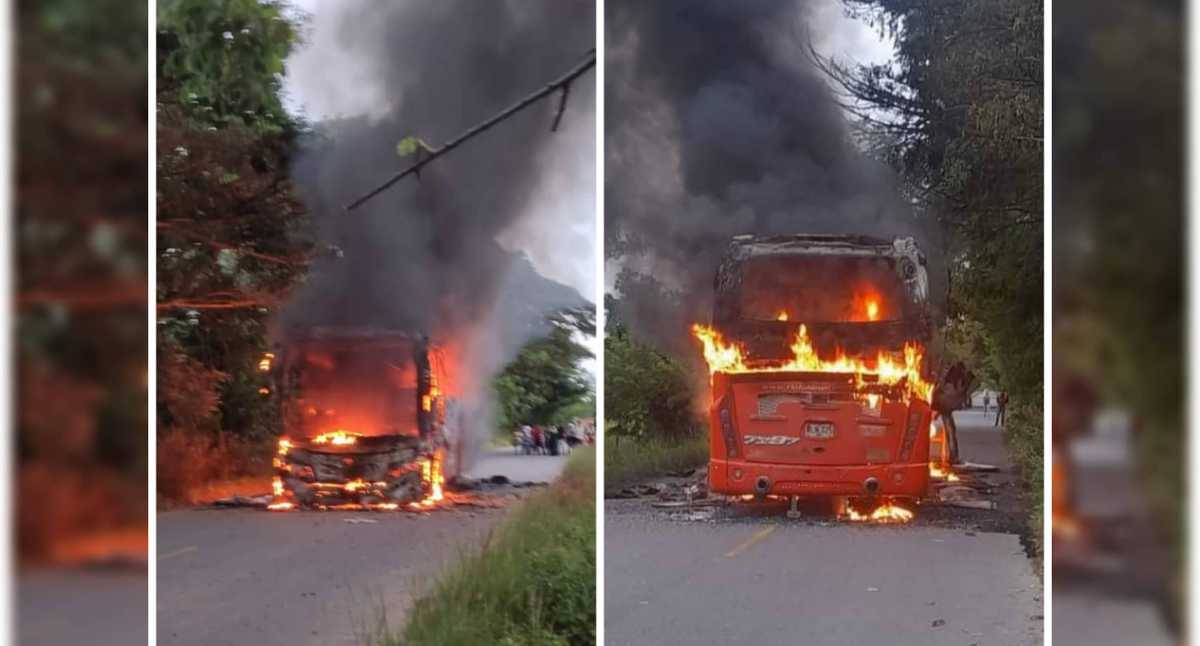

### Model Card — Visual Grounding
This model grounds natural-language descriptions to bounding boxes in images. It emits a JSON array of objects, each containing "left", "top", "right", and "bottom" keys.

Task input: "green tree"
[
  {"left": 493, "top": 307, "right": 596, "bottom": 435},
  {"left": 158, "top": 0, "right": 304, "bottom": 134}
]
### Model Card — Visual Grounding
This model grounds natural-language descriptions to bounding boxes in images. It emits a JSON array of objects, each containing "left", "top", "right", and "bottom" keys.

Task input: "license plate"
[{"left": 805, "top": 422, "right": 835, "bottom": 439}]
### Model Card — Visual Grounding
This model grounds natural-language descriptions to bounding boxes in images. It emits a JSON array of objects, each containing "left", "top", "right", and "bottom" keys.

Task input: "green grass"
[
  {"left": 604, "top": 435, "right": 708, "bottom": 494},
  {"left": 377, "top": 447, "right": 596, "bottom": 646}
]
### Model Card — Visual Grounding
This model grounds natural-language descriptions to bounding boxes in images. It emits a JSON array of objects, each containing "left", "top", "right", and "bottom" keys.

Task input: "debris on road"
[
  {"left": 447, "top": 475, "right": 547, "bottom": 492},
  {"left": 650, "top": 499, "right": 723, "bottom": 509},
  {"left": 931, "top": 473, "right": 998, "bottom": 510},
  {"left": 212, "top": 494, "right": 272, "bottom": 508},
  {"left": 955, "top": 461, "right": 999, "bottom": 472},
  {"left": 942, "top": 500, "right": 997, "bottom": 510}
]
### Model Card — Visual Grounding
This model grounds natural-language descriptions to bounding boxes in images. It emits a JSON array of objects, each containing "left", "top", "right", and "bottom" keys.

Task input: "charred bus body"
[
  {"left": 264, "top": 327, "right": 458, "bottom": 510},
  {"left": 702, "top": 234, "right": 938, "bottom": 504}
]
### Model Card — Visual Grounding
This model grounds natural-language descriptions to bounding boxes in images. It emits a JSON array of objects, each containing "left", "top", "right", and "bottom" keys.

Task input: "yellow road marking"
[
  {"left": 159, "top": 546, "right": 198, "bottom": 561},
  {"left": 724, "top": 525, "right": 776, "bottom": 559}
]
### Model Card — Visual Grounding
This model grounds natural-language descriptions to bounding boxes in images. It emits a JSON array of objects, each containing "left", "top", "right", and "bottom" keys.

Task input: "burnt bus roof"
[
  {"left": 713, "top": 234, "right": 932, "bottom": 342},
  {"left": 726, "top": 233, "right": 925, "bottom": 262}
]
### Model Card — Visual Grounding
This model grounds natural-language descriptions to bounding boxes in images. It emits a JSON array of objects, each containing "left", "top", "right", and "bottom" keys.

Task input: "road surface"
[
  {"left": 157, "top": 449, "right": 566, "bottom": 646},
  {"left": 605, "top": 410, "right": 1043, "bottom": 646},
  {"left": 19, "top": 569, "right": 147, "bottom": 646}
]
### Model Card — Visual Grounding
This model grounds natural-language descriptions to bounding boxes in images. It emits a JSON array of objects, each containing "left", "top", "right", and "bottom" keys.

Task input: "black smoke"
[
  {"left": 283, "top": 0, "right": 594, "bottom": 339},
  {"left": 606, "top": 0, "right": 937, "bottom": 354}
]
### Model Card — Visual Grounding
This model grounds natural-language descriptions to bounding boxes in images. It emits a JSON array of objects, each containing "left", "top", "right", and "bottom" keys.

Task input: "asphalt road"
[
  {"left": 19, "top": 569, "right": 147, "bottom": 646},
  {"left": 605, "top": 409, "right": 1043, "bottom": 646},
  {"left": 157, "top": 449, "right": 567, "bottom": 646}
]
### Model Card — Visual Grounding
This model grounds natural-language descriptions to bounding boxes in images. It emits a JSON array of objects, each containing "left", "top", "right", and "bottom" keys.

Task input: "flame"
[
  {"left": 844, "top": 500, "right": 914, "bottom": 523},
  {"left": 312, "top": 430, "right": 359, "bottom": 446},
  {"left": 929, "top": 464, "right": 960, "bottom": 482},
  {"left": 277, "top": 438, "right": 292, "bottom": 455},
  {"left": 272, "top": 476, "right": 284, "bottom": 496},
  {"left": 691, "top": 323, "right": 933, "bottom": 402},
  {"left": 258, "top": 352, "right": 274, "bottom": 372},
  {"left": 776, "top": 311, "right": 789, "bottom": 321},
  {"left": 865, "top": 299, "right": 880, "bottom": 321},
  {"left": 409, "top": 451, "right": 446, "bottom": 509},
  {"left": 267, "top": 501, "right": 294, "bottom": 511}
]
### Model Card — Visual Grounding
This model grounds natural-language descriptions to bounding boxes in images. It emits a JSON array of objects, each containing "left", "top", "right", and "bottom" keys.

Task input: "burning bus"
[
  {"left": 262, "top": 327, "right": 459, "bottom": 510},
  {"left": 694, "top": 234, "right": 943, "bottom": 519}
]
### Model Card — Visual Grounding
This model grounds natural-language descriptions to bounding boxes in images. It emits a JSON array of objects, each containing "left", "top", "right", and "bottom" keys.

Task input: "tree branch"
[{"left": 345, "top": 48, "right": 596, "bottom": 212}]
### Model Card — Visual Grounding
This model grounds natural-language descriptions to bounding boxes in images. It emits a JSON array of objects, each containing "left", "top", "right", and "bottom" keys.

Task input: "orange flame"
[
  {"left": 268, "top": 476, "right": 294, "bottom": 511},
  {"left": 691, "top": 323, "right": 933, "bottom": 402},
  {"left": 844, "top": 500, "right": 914, "bottom": 523},
  {"left": 409, "top": 451, "right": 446, "bottom": 509},
  {"left": 929, "top": 464, "right": 960, "bottom": 482},
  {"left": 776, "top": 311, "right": 789, "bottom": 321},
  {"left": 258, "top": 352, "right": 274, "bottom": 372},
  {"left": 865, "top": 299, "right": 880, "bottom": 321},
  {"left": 312, "top": 430, "right": 359, "bottom": 446}
]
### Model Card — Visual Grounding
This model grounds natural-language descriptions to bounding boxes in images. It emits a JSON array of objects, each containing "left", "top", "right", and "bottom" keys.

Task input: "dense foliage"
[
  {"left": 158, "top": 0, "right": 301, "bottom": 133},
  {"left": 156, "top": 0, "right": 310, "bottom": 494},
  {"left": 493, "top": 307, "right": 596, "bottom": 435},
  {"left": 603, "top": 327, "right": 698, "bottom": 444},
  {"left": 830, "top": 0, "right": 1042, "bottom": 401}
]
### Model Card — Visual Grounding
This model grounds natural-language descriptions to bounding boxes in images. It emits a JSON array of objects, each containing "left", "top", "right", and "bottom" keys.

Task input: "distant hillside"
[{"left": 494, "top": 252, "right": 591, "bottom": 347}]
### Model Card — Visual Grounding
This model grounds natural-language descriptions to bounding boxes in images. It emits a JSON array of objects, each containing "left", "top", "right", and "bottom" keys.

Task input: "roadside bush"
[
  {"left": 604, "top": 331, "right": 698, "bottom": 442},
  {"left": 605, "top": 435, "right": 708, "bottom": 493}
]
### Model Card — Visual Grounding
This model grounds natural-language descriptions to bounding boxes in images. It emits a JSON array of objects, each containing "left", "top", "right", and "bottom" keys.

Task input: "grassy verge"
[
  {"left": 1001, "top": 402, "right": 1043, "bottom": 561},
  {"left": 379, "top": 447, "right": 596, "bottom": 646},
  {"left": 604, "top": 435, "right": 708, "bottom": 494}
]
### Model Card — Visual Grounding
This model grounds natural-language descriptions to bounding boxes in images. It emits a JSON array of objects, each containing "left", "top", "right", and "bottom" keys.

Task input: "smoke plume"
[
  {"left": 606, "top": 0, "right": 937, "bottom": 355},
  {"left": 280, "top": 0, "right": 595, "bottom": 464}
]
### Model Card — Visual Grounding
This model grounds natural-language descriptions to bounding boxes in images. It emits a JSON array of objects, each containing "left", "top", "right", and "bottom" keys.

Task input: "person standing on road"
[
  {"left": 564, "top": 421, "right": 582, "bottom": 453},
  {"left": 983, "top": 391, "right": 991, "bottom": 413},
  {"left": 996, "top": 392, "right": 1009, "bottom": 427},
  {"left": 519, "top": 424, "right": 533, "bottom": 454},
  {"left": 531, "top": 425, "right": 543, "bottom": 455}
]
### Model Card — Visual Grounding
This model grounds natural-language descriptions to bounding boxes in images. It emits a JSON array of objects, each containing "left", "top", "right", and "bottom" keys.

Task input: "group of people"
[
  {"left": 514, "top": 422, "right": 587, "bottom": 456},
  {"left": 982, "top": 391, "right": 1010, "bottom": 426}
]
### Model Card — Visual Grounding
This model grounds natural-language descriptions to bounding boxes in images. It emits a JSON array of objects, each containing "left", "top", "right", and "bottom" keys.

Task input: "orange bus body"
[{"left": 706, "top": 370, "right": 931, "bottom": 499}]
